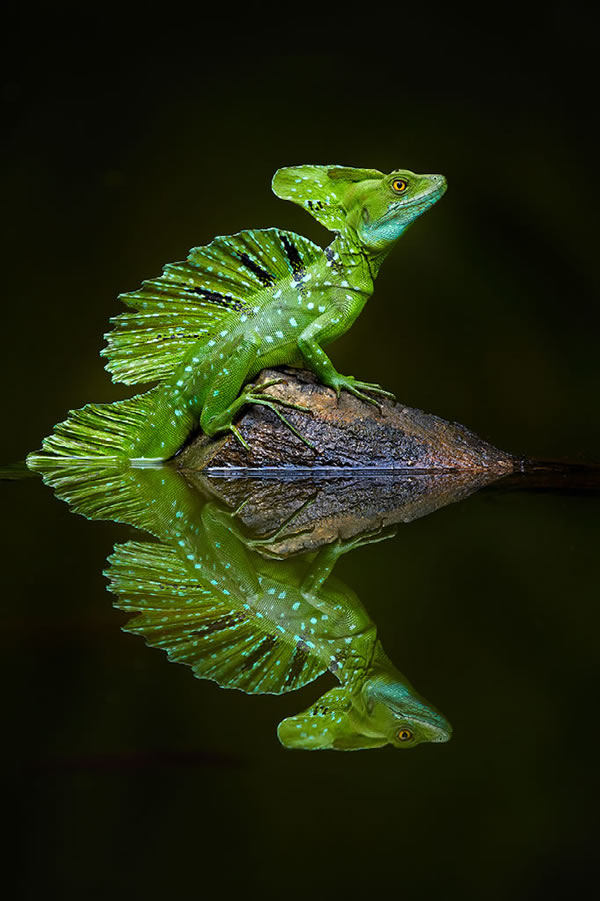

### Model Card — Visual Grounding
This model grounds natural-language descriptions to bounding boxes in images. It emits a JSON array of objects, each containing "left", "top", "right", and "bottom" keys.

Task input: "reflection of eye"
[
  {"left": 392, "top": 179, "right": 408, "bottom": 193},
  {"left": 398, "top": 728, "right": 413, "bottom": 742}
]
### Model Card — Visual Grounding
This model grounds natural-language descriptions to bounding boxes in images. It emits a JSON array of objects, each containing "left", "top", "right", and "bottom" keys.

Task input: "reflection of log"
[
  {"left": 177, "top": 367, "right": 516, "bottom": 473},
  {"left": 184, "top": 471, "right": 505, "bottom": 557}
]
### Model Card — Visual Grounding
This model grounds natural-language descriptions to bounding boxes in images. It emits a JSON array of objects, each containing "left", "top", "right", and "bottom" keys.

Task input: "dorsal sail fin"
[
  {"left": 107, "top": 540, "right": 328, "bottom": 695},
  {"left": 102, "top": 227, "right": 322, "bottom": 386}
]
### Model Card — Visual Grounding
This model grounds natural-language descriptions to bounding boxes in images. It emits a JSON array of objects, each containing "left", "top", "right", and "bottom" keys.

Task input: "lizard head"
[
  {"left": 277, "top": 646, "right": 451, "bottom": 751},
  {"left": 272, "top": 164, "right": 446, "bottom": 251},
  {"left": 360, "top": 662, "right": 452, "bottom": 749}
]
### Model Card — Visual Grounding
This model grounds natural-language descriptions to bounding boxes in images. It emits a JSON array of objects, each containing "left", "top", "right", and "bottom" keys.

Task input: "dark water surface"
[
  {"left": 3, "top": 462, "right": 598, "bottom": 899},
  {"left": 3, "top": 34, "right": 599, "bottom": 901}
]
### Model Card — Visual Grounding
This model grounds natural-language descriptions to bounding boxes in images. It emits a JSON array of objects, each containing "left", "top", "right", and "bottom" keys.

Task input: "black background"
[{"left": 2, "top": 9, "right": 599, "bottom": 901}]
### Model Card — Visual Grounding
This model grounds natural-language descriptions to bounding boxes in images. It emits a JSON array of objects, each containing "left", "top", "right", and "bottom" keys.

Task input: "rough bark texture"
[
  {"left": 185, "top": 470, "right": 505, "bottom": 557},
  {"left": 177, "top": 367, "right": 516, "bottom": 474}
]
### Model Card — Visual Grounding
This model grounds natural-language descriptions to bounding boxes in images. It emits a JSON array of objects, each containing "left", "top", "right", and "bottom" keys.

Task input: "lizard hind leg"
[{"left": 200, "top": 336, "right": 315, "bottom": 450}]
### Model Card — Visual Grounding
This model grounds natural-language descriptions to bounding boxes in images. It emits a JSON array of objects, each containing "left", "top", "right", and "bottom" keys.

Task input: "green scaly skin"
[{"left": 27, "top": 165, "right": 446, "bottom": 465}]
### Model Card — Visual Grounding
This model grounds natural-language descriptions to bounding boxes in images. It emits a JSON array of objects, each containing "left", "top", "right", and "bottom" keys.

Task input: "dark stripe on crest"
[
  {"left": 154, "top": 332, "right": 202, "bottom": 343},
  {"left": 199, "top": 613, "right": 243, "bottom": 635},
  {"left": 190, "top": 287, "right": 246, "bottom": 311},
  {"left": 281, "top": 234, "right": 305, "bottom": 277},
  {"left": 325, "top": 245, "right": 343, "bottom": 274},
  {"left": 243, "top": 634, "right": 277, "bottom": 670},
  {"left": 239, "top": 253, "right": 275, "bottom": 287},
  {"left": 285, "top": 642, "right": 309, "bottom": 688}
]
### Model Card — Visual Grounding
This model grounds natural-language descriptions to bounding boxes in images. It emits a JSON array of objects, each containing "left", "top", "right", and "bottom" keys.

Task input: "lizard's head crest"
[
  {"left": 272, "top": 164, "right": 446, "bottom": 250},
  {"left": 277, "top": 647, "right": 452, "bottom": 751}
]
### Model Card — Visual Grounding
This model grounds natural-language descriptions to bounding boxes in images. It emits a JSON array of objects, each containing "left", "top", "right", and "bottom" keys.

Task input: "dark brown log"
[
  {"left": 184, "top": 470, "right": 506, "bottom": 557},
  {"left": 176, "top": 367, "right": 516, "bottom": 474}
]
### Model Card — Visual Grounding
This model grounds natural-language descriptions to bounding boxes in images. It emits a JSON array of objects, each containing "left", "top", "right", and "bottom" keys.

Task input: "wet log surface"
[{"left": 177, "top": 367, "right": 517, "bottom": 473}]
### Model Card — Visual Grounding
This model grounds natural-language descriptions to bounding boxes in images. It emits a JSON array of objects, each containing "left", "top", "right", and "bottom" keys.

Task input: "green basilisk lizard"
[{"left": 28, "top": 165, "right": 446, "bottom": 465}]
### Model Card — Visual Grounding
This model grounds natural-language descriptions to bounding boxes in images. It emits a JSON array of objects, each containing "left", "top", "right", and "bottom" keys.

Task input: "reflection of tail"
[
  {"left": 20, "top": 457, "right": 197, "bottom": 539},
  {"left": 26, "top": 386, "right": 191, "bottom": 465}
]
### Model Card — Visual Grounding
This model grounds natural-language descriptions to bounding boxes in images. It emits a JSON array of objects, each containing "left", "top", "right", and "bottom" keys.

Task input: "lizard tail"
[{"left": 26, "top": 386, "right": 188, "bottom": 467}]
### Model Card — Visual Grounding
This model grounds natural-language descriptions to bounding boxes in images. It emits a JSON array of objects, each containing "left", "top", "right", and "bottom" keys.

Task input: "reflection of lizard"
[
  {"left": 72, "top": 464, "right": 450, "bottom": 751},
  {"left": 28, "top": 165, "right": 446, "bottom": 466}
]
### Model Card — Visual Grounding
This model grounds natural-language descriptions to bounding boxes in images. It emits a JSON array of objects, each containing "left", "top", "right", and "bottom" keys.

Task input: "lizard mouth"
[{"left": 384, "top": 175, "right": 447, "bottom": 219}]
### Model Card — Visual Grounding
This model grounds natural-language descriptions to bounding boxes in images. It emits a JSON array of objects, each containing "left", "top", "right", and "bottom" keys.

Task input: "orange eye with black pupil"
[
  {"left": 392, "top": 179, "right": 408, "bottom": 193},
  {"left": 398, "top": 729, "right": 413, "bottom": 742}
]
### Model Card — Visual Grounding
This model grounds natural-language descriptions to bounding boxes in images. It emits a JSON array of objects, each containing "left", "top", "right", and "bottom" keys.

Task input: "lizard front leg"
[{"left": 297, "top": 312, "right": 395, "bottom": 406}]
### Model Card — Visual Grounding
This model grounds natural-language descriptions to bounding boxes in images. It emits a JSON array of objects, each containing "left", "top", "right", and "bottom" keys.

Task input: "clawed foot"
[
  {"left": 214, "top": 494, "right": 317, "bottom": 554},
  {"left": 328, "top": 375, "right": 395, "bottom": 409},
  {"left": 231, "top": 380, "right": 315, "bottom": 450},
  {"left": 334, "top": 524, "right": 397, "bottom": 554}
]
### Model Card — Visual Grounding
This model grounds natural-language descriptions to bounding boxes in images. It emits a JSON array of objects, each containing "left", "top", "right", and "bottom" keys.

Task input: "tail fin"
[
  {"left": 26, "top": 386, "right": 169, "bottom": 466},
  {"left": 0, "top": 461, "right": 36, "bottom": 480}
]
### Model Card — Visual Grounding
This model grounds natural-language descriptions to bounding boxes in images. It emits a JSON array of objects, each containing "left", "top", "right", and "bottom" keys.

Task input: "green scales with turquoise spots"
[{"left": 28, "top": 165, "right": 446, "bottom": 465}]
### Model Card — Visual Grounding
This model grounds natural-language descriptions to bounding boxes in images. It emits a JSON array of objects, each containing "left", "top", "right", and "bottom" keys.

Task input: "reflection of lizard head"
[
  {"left": 277, "top": 647, "right": 452, "bottom": 752},
  {"left": 272, "top": 164, "right": 447, "bottom": 253}
]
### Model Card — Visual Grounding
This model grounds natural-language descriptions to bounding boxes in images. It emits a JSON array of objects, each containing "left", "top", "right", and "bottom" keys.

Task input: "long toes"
[
  {"left": 358, "top": 392, "right": 384, "bottom": 412},
  {"left": 369, "top": 389, "right": 395, "bottom": 399},
  {"left": 356, "top": 382, "right": 394, "bottom": 397},
  {"left": 351, "top": 389, "right": 380, "bottom": 407},
  {"left": 247, "top": 393, "right": 312, "bottom": 414},
  {"left": 230, "top": 425, "right": 250, "bottom": 451},
  {"left": 369, "top": 385, "right": 395, "bottom": 396},
  {"left": 252, "top": 400, "right": 316, "bottom": 449},
  {"left": 253, "top": 379, "right": 285, "bottom": 392},
  {"left": 277, "top": 401, "right": 312, "bottom": 413}
]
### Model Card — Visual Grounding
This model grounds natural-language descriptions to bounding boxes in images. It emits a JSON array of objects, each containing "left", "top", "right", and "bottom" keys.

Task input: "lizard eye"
[
  {"left": 392, "top": 178, "right": 408, "bottom": 194},
  {"left": 398, "top": 728, "right": 413, "bottom": 742}
]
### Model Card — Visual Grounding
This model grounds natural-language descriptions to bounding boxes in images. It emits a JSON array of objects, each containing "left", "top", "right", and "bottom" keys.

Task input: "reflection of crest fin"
[
  {"left": 106, "top": 540, "right": 328, "bottom": 695},
  {"left": 277, "top": 686, "right": 387, "bottom": 751}
]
